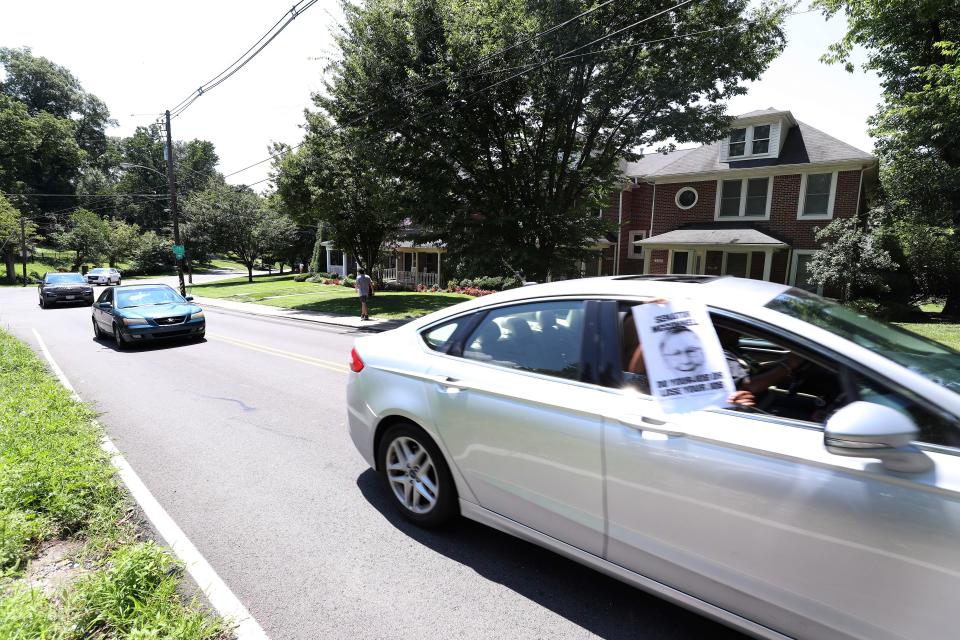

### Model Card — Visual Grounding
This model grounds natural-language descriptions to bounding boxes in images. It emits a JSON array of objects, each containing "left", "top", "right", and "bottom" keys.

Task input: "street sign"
[{"left": 172, "top": 244, "right": 185, "bottom": 260}]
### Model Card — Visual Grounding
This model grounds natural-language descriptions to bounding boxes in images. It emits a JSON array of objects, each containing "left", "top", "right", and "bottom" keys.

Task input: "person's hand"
[
  {"left": 645, "top": 297, "right": 669, "bottom": 305},
  {"left": 728, "top": 390, "right": 756, "bottom": 407}
]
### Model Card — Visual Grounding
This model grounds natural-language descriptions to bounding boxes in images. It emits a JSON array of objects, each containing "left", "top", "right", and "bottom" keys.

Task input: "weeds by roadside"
[{"left": 0, "top": 329, "right": 229, "bottom": 639}]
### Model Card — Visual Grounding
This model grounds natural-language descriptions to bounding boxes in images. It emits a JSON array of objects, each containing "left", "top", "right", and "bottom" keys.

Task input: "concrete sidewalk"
[{"left": 191, "top": 295, "right": 409, "bottom": 332}]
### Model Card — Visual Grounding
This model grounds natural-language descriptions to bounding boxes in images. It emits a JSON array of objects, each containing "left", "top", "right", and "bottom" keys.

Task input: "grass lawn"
[
  {"left": 189, "top": 273, "right": 472, "bottom": 319},
  {"left": 896, "top": 322, "right": 960, "bottom": 351},
  {"left": 0, "top": 330, "right": 227, "bottom": 638}
]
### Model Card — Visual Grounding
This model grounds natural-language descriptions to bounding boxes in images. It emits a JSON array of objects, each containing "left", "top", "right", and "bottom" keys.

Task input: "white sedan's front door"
[{"left": 602, "top": 381, "right": 960, "bottom": 640}]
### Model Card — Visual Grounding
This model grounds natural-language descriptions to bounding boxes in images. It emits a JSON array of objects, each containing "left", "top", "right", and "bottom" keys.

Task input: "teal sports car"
[{"left": 92, "top": 284, "right": 205, "bottom": 349}]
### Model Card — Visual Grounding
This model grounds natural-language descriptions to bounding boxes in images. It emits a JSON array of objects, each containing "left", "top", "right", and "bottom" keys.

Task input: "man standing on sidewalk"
[{"left": 356, "top": 268, "right": 373, "bottom": 321}]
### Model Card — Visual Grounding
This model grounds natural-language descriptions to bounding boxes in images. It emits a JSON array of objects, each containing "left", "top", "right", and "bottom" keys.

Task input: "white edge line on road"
[{"left": 30, "top": 328, "right": 270, "bottom": 640}]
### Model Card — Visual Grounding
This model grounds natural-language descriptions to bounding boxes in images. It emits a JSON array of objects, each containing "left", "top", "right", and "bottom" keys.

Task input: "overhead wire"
[{"left": 169, "top": 0, "right": 322, "bottom": 119}]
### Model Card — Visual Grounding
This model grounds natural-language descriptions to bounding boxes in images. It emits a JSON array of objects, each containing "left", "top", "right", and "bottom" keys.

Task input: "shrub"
[
  {"left": 129, "top": 232, "right": 174, "bottom": 275},
  {"left": 293, "top": 273, "right": 310, "bottom": 282},
  {"left": 847, "top": 298, "right": 921, "bottom": 322},
  {"left": 342, "top": 276, "right": 357, "bottom": 288}
]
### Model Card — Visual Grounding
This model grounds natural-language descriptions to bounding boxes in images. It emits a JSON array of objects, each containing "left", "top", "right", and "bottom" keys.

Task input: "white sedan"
[
  {"left": 347, "top": 276, "right": 960, "bottom": 640},
  {"left": 86, "top": 267, "right": 121, "bottom": 285}
]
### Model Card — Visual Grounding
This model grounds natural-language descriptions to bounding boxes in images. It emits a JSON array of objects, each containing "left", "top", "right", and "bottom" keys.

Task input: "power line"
[
  {"left": 1, "top": 192, "right": 169, "bottom": 198},
  {"left": 168, "top": 0, "right": 322, "bottom": 119}
]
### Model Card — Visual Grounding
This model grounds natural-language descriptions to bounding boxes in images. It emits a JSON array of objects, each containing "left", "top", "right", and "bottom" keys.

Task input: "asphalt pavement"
[{"left": 0, "top": 279, "right": 745, "bottom": 640}]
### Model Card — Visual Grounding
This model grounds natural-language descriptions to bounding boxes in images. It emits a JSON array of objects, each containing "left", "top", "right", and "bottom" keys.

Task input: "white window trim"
[
  {"left": 627, "top": 230, "right": 646, "bottom": 259},
  {"left": 789, "top": 249, "right": 824, "bottom": 295},
  {"left": 675, "top": 186, "right": 698, "bottom": 210},
  {"left": 714, "top": 176, "right": 773, "bottom": 221},
  {"left": 797, "top": 170, "right": 838, "bottom": 220},
  {"left": 727, "top": 124, "right": 774, "bottom": 160}
]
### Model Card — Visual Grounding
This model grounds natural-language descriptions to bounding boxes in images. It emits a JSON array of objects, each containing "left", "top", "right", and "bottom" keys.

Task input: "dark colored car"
[
  {"left": 38, "top": 273, "right": 95, "bottom": 308},
  {"left": 92, "top": 284, "right": 205, "bottom": 349}
]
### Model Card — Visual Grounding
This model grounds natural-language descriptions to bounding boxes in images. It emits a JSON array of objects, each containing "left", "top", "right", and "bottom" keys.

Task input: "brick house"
[{"left": 598, "top": 108, "right": 876, "bottom": 290}]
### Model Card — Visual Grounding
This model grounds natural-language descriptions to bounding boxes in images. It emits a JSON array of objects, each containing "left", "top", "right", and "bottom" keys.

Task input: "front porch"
[
  {"left": 382, "top": 242, "right": 445, "bottom": 289},
  {"left": 638, "top": 228, "right": 789, "bottom": 282}
]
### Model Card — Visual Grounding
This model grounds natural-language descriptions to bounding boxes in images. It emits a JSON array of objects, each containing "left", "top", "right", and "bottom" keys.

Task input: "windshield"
[
  {"left": 90, "top": 268, "right": 106, "bottom": 274},
  {"left": 766, "top": 288, "right": 960, "bottom": 394},
  {"left": 46, "top": 273, "right": 86, "bottom": 284},
  {"left": 115, "top": 287, "right": 186, "bottom": 309}
]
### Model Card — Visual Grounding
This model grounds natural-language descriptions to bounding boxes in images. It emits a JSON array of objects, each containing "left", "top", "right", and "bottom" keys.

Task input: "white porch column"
[
  {"left": 342, "top": 251, "right": 348, "bottom": 276},
  {"left": 437, "top": 251, "right": 442, "bottom": 286},
  {"left": 762, "top": 249, "right": 773, "bottom": 281},
  {"left": 326, "top": 248, "right": 333, "bottom": 274},
  {"left": 414, "top": 252, "right": 420, "bottom": 287}
]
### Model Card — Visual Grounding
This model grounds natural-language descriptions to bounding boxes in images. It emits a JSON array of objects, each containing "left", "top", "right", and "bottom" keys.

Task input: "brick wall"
[{"left": 603, "top": 168, "right": 864, "bottom": 275}]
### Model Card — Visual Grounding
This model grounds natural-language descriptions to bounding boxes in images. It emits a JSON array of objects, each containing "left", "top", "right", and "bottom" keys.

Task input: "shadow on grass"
[
  {"left": 189, "top": 273, "right": 296, "bottom": 290},
  {"left": 282, "top": 293, "right": 468, "bottom": 318}
]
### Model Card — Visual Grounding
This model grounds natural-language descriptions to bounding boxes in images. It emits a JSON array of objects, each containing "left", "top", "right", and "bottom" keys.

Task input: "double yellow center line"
[{"left": 208, "top": 333, "right": 350, "bottom": 374}]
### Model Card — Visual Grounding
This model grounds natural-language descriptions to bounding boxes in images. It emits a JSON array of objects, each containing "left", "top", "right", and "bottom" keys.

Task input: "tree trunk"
[
  {"left": 943, "top": 290, "right": 960, "bottom": 318},
  {"left": 247, "top": 263, "right": 254, "bottom": 283},
  {"left": 3, "top": 248, "right": 15, "bottom": 284}
]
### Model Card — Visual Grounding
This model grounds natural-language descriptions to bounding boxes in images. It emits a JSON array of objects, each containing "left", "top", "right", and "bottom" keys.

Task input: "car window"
[
  {"left": 767, "top": 288, "right": 960, "bottom": 395},
  {"left": 617, "top": 304, "right": 846, "bottom": 420},
  {"left": 45, "top": 273, "right": 85, "bottom": 284},
  {"left": 115, "top": 287, "right": 184, "bottom": 308},
  {"left": 462, "top": 301, "right": 585, "bottom": 380},
  {"left": 97, "top": 288, "right": 113, "bottom": 303},
  {"left": 422, "top": 320, "right": 459, "bottom": 352},
  {"left": 851, "top": 372, "right": 960, "bottom": 449}
]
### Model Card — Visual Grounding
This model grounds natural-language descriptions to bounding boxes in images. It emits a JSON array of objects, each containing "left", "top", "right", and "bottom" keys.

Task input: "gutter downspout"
[
  {"left": 615, "top": 188, "right": 624, "bottom": 275},
  {"left": 648, "top": 181, "right": 656, "bottom": 238}
]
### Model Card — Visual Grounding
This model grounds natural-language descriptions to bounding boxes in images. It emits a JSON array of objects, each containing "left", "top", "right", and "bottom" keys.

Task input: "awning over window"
[{"left": 638, "top": 228, "right": 788, "bottom": 248}]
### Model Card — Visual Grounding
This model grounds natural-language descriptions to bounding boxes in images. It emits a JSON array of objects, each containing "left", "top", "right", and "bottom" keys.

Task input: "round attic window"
[{"left": 676, "top": 187, "right": 698, "bottom": 209}]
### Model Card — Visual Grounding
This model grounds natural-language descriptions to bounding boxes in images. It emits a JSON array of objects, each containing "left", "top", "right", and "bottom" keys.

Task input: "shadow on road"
[
  {"left": 356, "top": 469, "right": 745, "bottom": 640},
  {"left": 92, "top": 335, "right": 207, "bottom": 353}
]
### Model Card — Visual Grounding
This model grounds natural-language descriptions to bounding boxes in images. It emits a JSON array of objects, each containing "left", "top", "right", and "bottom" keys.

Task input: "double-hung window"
[
  {"left": 798, "top": 172, "right": 837, "bottom": 219},
  {"left": 751, "top": 125, "right": 770, "bottom": 154},
  {"left": 729, "top": 128, "right": 747, "bottom": 157},
  {"left": 717, "top": 177, "right": 770, "bottom": 219},
  {"left": 727, "top": 124, "right": 773, "bottom": 159}
]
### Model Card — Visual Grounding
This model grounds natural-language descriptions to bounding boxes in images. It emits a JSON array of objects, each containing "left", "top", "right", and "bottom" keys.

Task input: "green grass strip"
[{"left": 0, "top": 329, "right": 228, "bottom": 639}]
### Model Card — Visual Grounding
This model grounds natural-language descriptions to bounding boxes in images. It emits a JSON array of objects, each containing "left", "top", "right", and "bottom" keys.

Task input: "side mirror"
[
  {"left": 185, "top": 295, "right": 194, "bottom": 302},
  {"left": 96, "top": 302, "right": 112, "bottom": 310},
  {"left": 824, "top": 401, "right": 933, "bottom": 473}
]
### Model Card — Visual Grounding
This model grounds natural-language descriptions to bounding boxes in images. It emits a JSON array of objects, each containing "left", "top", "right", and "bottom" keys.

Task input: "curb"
[{"left": 192, "top": 296, "right": 408, "bottom": 333}]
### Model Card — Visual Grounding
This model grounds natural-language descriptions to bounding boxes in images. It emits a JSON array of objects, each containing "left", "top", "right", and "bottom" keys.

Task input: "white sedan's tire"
[{"left": 377, "top": 422, "right": 458, "bottom": 527}]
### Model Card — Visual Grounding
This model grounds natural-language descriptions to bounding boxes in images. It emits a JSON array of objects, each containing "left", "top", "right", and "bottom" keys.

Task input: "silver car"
[{"left": 347, "top": 276, "right": 960, "bottom": 640}]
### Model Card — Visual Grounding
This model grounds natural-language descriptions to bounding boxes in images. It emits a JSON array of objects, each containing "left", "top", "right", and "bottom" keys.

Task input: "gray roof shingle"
[{"left": 626, "top": 120, "right": 874, "bottom": 179}]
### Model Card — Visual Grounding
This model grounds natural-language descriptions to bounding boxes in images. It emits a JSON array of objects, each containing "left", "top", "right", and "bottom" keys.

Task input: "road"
[{"left": 0, "top": 280, "right": 745, "bottom": 640}]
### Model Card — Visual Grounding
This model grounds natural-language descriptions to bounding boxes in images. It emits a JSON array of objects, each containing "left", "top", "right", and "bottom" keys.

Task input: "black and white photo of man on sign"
[{"left": 632, "top": 300, "right": 736, "bottom": 413}]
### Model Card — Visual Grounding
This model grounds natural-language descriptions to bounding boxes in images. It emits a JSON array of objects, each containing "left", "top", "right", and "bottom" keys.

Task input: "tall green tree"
[
  {"left": 0, "top": 47, "right": 115, "bottom": 166},
  {"left": 318, "top": 0, "right": 787, "bottom": 280},
  {"left": 0, "top": 194, "right": 21, "bottom": 283},
  {"left": 276, "top": 126, "right": 406, "bottom": 275},
  {"left": 816, "top": 0, "right": 960, "bottom": 315},
  {"left": 183, "top": 185, "right": 297, "bottom": 282},
  {"left": 56, "top": 209, "right": 108, "bottom": 268},
  {"left": 101, "top": 218, "right": 142, "bottom": 268}
]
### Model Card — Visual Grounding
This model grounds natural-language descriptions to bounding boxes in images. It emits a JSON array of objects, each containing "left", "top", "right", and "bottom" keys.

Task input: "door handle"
[
  {"left": 616, "top": 415, "right": 685, "bottom": 437},
  {"left": 431, "top": 375, "right": 471, "bottom": 391}
]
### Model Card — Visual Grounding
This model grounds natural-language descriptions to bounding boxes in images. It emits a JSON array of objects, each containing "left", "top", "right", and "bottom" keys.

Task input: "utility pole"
[
  {"left": 163, "top": 110, "right": 187, "bottom": 296},
  {"left": 19, "top": 217, "right": 26, "bottom": 287}
]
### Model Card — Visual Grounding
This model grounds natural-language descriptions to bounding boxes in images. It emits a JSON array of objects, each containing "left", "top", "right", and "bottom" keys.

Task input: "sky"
[{"left": 0, "top": 1, "right": 882, "bottom": 190}]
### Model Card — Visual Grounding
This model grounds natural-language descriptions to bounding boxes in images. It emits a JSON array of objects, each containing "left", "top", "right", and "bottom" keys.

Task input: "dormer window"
[
  {"left": 752, "top": 125, "right": 770, "bottom": 154},
  {"left": 725, "top": 123, "right": 775, "bottom": 160},
  {"left": 729, "top": 128, "right": 747, "bottom": 157}
]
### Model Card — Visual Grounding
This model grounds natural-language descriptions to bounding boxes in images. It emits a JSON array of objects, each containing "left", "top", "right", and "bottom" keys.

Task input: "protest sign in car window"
[{"left": 632, "top": 301, "right": 735, "bottom": 413}]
